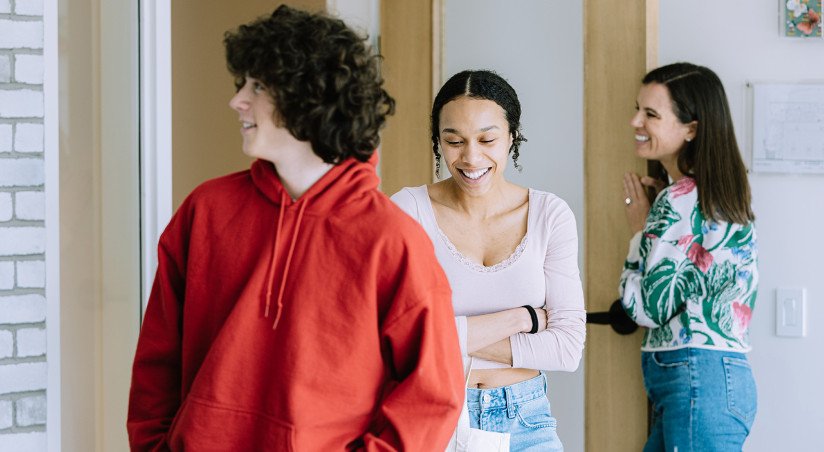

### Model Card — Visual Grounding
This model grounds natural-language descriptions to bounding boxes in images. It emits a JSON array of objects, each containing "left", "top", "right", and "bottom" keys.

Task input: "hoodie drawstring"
[
  {"left": 264, "top": 191, "right": 287, "bottom": 318},
  {"left": 264, "top": 191, "right": 310, "bottom": 330},
  {"left": 271, "top": 198, "right": 308, "bottom": 329}
]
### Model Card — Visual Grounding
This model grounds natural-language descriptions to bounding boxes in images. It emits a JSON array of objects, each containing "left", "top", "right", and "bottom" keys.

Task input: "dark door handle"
[{"left": 586, "top": 299, "right": 638, "bottom": 335}]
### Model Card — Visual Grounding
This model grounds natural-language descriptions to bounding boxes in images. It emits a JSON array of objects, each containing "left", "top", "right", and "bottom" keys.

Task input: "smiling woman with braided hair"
[{"left": 392, "top": 70, "right": 586, "bottom": 451}]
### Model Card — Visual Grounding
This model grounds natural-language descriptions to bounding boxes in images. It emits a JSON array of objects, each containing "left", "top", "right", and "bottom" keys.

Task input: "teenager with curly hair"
[{"left": 127, "top": 5, "right": 464, "bottom": 451}]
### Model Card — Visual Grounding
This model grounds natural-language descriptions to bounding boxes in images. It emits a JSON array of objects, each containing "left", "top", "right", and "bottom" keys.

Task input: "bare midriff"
[{"left": 467, "top": 367, "right": 540, "bottom": 389}]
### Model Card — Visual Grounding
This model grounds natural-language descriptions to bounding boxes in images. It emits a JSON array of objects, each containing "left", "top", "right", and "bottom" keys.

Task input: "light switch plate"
[{"left": 776, "top": 287, "right": 806, "bottom": 337}]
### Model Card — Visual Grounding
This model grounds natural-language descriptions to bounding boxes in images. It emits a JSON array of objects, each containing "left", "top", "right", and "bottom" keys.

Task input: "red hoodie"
[{"left": 127, "top": 156, "right": 464, "bottom": 451}]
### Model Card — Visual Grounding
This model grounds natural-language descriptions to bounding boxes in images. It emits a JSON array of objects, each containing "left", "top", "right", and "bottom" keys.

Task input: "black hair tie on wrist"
[{"left": 522, "top": 305, "right": 539, "bottom": 334}]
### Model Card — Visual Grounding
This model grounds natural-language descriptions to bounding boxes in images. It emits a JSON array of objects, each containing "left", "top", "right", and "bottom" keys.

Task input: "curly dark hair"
[
  {"left": 224, "top": 5, "right": 395, "bottom": 164},
  {"left": 431, "top": 70, "right": 527, "bottom": 177}
]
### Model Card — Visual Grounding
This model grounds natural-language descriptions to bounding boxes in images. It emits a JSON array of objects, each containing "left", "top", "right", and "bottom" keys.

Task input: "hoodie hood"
[
  {"left": 250, "top": 154, "right": 380, "bottom": 328},
  {"left": 250, "top": 153, "right": 380, "bottom": 212}
]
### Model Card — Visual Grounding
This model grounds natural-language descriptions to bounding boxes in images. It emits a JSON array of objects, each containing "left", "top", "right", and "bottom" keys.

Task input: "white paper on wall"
[{"left": 751, "top": 82, "right": 824, "bottom": 174}]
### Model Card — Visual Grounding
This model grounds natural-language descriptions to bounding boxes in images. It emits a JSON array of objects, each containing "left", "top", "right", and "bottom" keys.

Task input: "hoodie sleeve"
[
  {"left": 359, "top": 229, "right": 464, "bottom": 451},
  {"left": 127, "top": 202, "right": 191, "bottom": 452}
]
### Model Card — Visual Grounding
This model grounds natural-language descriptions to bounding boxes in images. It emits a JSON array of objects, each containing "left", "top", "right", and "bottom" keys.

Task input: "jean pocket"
[
  {"left": 516, "top": 397, "right": 557, "bottom": 430},
  {"left": 650, "top": 350, "right": 689, "bottom": 368},
  {"left": 723, "top": 356, "right": 757, "bottom": 429}
]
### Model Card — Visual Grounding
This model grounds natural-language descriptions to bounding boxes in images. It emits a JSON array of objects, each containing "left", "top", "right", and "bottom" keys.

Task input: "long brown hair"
[{"left": 643, "top": 63, "right": 754, "bottom": 224}]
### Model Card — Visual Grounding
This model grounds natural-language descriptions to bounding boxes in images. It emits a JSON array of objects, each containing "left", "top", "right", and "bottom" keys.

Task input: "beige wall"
[
  {"left": 99, "top": 1, "right": 141, "bottom": 449},
  {"left": 58, "top": 0, "right": 141, "bottom": 450},
  {"left": 171, "top": 0, "right": 326, "bottom": 208},
  {"left": 378, "top": 0, "right": 436, "bottom": 196},
  {"left": 58, "top": 0, "right": 103, "bottom": 449}
]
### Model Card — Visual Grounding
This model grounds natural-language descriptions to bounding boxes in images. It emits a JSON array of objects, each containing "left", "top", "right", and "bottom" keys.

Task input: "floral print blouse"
[{"left": 619, "top": 177, "right": 758, "bottom": 352}]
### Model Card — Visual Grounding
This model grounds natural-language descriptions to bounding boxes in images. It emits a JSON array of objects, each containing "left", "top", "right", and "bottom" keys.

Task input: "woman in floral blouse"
[{"left": 620, "top": 62, "right": 758, "bottom": 451}]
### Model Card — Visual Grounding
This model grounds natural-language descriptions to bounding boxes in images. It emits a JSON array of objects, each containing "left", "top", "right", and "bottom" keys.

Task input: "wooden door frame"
[
  {"left": 583, "top": 0, "right": 659, "bottom": 450},
  {"left": 378, "top": 0, "right": 441, "bottom": 194}
]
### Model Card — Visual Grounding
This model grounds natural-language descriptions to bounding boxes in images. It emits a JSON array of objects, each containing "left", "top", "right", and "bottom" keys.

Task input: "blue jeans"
[
  {"left": 642, "top": 348, "right": 757, "bottom": 452},
  {"left": 465, "top": 372, "right": 563, "bottom": 452}
]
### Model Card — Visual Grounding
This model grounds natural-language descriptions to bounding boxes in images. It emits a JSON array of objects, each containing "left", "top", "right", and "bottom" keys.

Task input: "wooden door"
[
  {"left": 378, "top": 0, "right": 439, "bottom": 194},
  {"left": 583, "top": 0, "right": 659, "bottom": 450}
]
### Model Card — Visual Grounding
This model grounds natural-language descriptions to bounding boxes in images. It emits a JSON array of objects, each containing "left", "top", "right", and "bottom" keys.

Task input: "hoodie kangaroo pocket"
[{"left": 168, "top": 396, "right": 295, "bottom": 452}]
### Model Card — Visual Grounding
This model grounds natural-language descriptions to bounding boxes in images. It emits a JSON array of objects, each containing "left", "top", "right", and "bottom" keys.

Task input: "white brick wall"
[
  {"left": 16, "top": 328, "right": 45, "bottom": 357},
  {"left": 0, "top": 192, "right": 11, "bottom": 221},
  {"left": 0, "top": 124, "right": 11, "bottom": 152},
  {"left": 14, "top": 55, "right": 43, "bottom": 85},
  {"left": 15, "top": 0, "right": 44, "bottom": 16},
  {"left": 0, "top": 432, "right": 46, "bottom": 451},
  {"left": 0, "top": 295, "right": 46, "bottom": 324},
  {"left": 0, "top": 362, "right": 47, "bottom": 394},
  {"left": 0, "top": 20, "right": 43, "bottom": 49},
  {"left": 0, "top": 159, "right": 44, "bottom": 187},
  {"left": 15, "top": 192, "right": 44, "bottom": 220},
  {"left": 16, "top": 261, "right": 44, "bottom": 288},
  {"left": 2, "top": 1, "right": 49, "bottom": 446},
  {"left": 14, "top": 123, "right": 44, "bottom": 153},
  {"left": 0, "top": 90, "right": 44, "bottom": 118},
  {"left": 0, "top": 399, "right": 12, "bottom": 429},
  {"left": 0, "top": 261, "right": 13, "bottom": 289},
  {"left": 15, "top": 395, "right": 45, "bottom": 426},
  {"left": 0, "top": 228, "right": 45, "bottom": 255},
  {"left": 0, "top": 55, "right": 10, "bottom": 82},
  {"left": 0, "top": 330, "right": 12, "bottom": 358}
]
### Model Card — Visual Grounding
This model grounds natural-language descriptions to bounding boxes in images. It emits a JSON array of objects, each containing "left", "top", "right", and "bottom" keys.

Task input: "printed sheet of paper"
[{"left": 752, "top": 83, "right": 824, "bottom": 174}]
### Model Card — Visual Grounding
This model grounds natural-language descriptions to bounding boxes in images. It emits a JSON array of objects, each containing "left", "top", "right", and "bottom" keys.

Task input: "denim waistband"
[
  {"left": 642, "top": 347, "right": 748, "bottom": 361},
  {"left": 465, "top": 372, "right": 547, "bottom": 411}
]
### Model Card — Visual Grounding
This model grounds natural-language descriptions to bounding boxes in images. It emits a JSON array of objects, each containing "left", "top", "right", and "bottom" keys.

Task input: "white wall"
[
  {"left": 660, "top": 2, "right": 824, "bottom": 450},
  {"left": 444, "top": 1, "right": 585, "bottom": 451},
  {"left": 327, "top": 0, "right": 379, "bottom": 45}
]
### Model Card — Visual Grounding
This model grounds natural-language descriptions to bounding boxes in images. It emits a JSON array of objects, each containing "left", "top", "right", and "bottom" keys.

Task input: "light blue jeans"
[
  {"left": 642, "top": 348, "right": 757, "bottom": 452},
  {"left": 465, "top": 372, "right": 563, "bottom": 451}
]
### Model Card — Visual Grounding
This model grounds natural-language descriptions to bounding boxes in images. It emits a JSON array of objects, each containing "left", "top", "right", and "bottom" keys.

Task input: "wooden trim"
[
  {"left": 646, "top": 0, "right": 659, "bottom": 70},
  {"left": 432, "top": 0, "right": 443, "bottom": 98},
  {"left": 99, "top": 1, "right": 142, "bottom": 450},
  {"left": 583, "top": 1, "right": 658, "bottom": 450},
  {"left": 139, "top": 0, "right": 173, "bottom": 318},
  {"left": 43, "top": 0, "right": 61, "bottom": 449},
  {"left": 431, "top": 0, "right": 443, "bottom": 182},
  {"left": 378, "top": 0, "right": 435, "bottom": 195},
  {"left": 58, "top": 0, "right": 102, "bottom": 449}
]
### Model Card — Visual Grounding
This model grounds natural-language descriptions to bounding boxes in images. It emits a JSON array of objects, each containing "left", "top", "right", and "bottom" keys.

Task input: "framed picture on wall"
[{"left": 783, "top": 0, "right": 822, "bottom": 38}]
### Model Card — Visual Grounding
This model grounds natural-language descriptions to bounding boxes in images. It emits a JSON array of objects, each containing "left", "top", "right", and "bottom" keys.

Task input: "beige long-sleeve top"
[{"left": 391, "top": 185, "right": 586, "bottom": 371}]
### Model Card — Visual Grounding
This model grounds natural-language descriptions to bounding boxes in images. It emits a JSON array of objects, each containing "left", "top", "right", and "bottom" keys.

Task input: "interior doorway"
[{"left": 135, "top": 1, "right": 658, "bottom": 451}]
